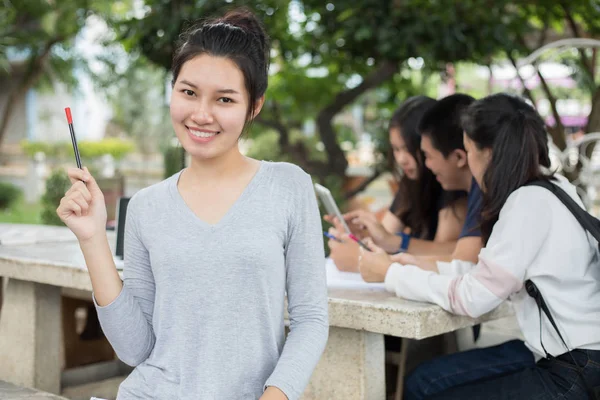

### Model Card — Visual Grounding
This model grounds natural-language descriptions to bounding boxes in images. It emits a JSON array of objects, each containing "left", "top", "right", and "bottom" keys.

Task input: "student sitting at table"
[
  {"left": 330, "top": 94, "right": 481, "bottom": 272},
  {"left": 326, "top": 95, "right": 468, "bottom": 272},
  {"left": 359, "top": 93, "right": 600, "bottom": 399}
]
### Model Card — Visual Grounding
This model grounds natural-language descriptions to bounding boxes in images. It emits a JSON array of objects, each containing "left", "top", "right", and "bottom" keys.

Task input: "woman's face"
[
  {"left": 170, "top": 54, "right": 262, "bottom": 161},
  {"left": 463, "top": 132, "right": 491, "bottom": 190},
  {"left": 389, "top": 127, "right": 418, "bottom": 180}
]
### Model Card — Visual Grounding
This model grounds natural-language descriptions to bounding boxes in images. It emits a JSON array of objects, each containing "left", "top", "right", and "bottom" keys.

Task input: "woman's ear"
[{"left": 249, "top": 96, "right": 265, "bottom": 120}]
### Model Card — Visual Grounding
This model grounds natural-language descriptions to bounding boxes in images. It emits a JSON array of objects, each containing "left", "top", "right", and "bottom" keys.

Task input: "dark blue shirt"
[
  {"left": 459, "top": 178, "right": 482, "bottom": 238},
  {"left": 389, "top": 188, "right": 467, "bottom": 240}
]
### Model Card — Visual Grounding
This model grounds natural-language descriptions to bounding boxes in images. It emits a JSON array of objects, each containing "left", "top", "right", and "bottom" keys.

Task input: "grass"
[{"left": 0, "top": 197, "right": 43, "bottom": 225}]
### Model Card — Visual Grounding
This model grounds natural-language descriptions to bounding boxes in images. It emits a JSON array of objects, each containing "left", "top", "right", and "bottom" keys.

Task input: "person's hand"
[
  {"left": 56, "top": 167, "right": 107, "bottom": 242},
  {"left": 343, "top": 210, "right": 397, "bottom": 252},
  {"left": 391, "top": 252, "right": 419, "bottom": 266},
  {"left": 323, "top": 214, "right": 366, "bottom": 238},
  {"left": 358, "top": 238, "right": 393, "bottom": 282},
  {"left": 259, "top": 386, "right": 288, "bottom": 400},
  {"left": 327, "top": 227, "right": 360, "bottom": 273}
]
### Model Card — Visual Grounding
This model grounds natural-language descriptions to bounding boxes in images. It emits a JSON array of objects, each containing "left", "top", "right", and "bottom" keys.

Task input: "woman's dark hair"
[
  {"left": 462, "top": 93, "right": 552, "bottom": 244},
  {"left": 389, "top": 96, "right": 459, "bottom": 239},
  {"left": 171, "top": 8, "right": 270, "bottom": 133}
]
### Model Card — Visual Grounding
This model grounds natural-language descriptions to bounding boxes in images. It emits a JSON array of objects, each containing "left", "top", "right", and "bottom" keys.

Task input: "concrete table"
[
  {"left": 0, "top": 379, "right": 68, "bottom": 399},
  {"left": 0, "top": 224, "right": 513, "bottom": 399}
]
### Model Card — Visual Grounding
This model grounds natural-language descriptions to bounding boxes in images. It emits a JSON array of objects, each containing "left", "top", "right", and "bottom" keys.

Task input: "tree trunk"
[
  {"left": 316, "top": 61, "right": 399, "bottom": 178},
  {"left": 537, "top": 68, "right": 567, "bottom": 150},
  {"left": 586, "top": 86, "right": 600, "bottom": 134},
  {"left": 0, "top": 91, "right": 20, "bottom": 148},
  {"left": 255, "top": 112, "right": 331, "bottom": 180},
  {"left": 0, "top": 39, "right": 60, "bottom": 149},
  {"left": 257, "top": 61, "right": 399, "bottom": 190},
  {"left": 507, "top": 53, "right": 537, "bottom": 107}
]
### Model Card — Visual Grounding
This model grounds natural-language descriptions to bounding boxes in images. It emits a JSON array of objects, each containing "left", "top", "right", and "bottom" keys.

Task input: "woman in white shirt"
[{"left": 358, "top": 93, "right": 600, "bottom": 399}]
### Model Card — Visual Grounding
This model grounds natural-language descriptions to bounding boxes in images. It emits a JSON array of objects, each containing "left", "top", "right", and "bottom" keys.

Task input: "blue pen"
[{"left": 323, "top": 231, "right": 343, "bottom": 243}]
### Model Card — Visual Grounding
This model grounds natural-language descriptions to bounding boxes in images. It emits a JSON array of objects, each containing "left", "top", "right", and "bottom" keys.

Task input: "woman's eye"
[
  {"left": 183, "top": 89, "right": 195, "bottom": 97},
  {"left": 218, "top": 97, "right": 233, "bottom": 103}
]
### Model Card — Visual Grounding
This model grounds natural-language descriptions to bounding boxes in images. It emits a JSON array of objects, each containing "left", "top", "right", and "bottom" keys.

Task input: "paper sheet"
[{"left": 325, "top": 258, "right": 387, "bottom": 291}]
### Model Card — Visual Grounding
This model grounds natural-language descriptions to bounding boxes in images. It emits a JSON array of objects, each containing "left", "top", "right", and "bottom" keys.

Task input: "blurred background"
[{"left": 1, "top": 0, "right": 600, "bottom": 226}]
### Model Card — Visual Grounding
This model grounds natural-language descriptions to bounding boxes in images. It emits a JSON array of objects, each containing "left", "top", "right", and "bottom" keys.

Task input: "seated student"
[
  {"left": 347, "top": 94, "right": 481, "bottom": 270},
  {"left": 326, "top": 96, "right": 467, "bottom": 272},
  {"left": 359, "top": 93, "right": 600, "bottom": 399}
]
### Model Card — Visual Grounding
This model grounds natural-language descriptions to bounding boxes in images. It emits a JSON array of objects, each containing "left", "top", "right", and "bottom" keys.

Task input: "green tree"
[
  {"left": 98, "top": 56, "right": 173, "bottom": 155},
  {"left": 40, "top": 169, "right": 71, "bottom": 226},
  {"left": 103, "top": 0, "right": 598, "bottom": 192},
  {"left": 0, "top": 0, "right": 116, "bottom": 148}
]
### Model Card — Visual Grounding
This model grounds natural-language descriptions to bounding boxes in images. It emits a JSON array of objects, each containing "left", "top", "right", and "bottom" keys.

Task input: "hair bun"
[{"left": 218, "top": 8, "right": 270, "bottom": 59}]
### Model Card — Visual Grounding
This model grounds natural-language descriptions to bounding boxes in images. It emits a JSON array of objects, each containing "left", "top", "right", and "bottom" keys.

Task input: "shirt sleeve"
[
  {"left": 459, "top": 179, "right": 483, "bottom": 238},
  {"left": 264, "top": 172, "right": 329, "bottom": 400},
  {"left": 94, "top": 194, "right": 157, "bottom": 366},
  {"left": 385, "top": 187, "right": 552, "bottom": 318},
  {"left": 437, "top": 259, "right": 477, "bottom": 276}
]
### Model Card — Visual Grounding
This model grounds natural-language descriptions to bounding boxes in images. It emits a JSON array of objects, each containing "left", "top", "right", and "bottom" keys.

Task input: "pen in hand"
[
  {"left": 323, "top": 231, "right": 343, "bottom": 243},
  {"left": 348, "top": 233, "right": 370, "bottom": 251},
  {"left": 65, "top": 107, "right": 82, "bottom": 170}
]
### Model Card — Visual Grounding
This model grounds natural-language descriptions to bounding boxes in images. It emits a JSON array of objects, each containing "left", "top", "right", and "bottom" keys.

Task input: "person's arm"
[
  {"left": 58, "top": 168, "right": 156, "bottom": 366},
  {"left": 390, "top": 235, "right": 482, "bottom": 273},
  {"left": 384, "top": 188, "right": 551, "bottom": 318},
  {"left": 383, "top": 200, "right": 467, "bottom": 256},
  {"left": 264, "top": 172, "right": 329, "bottom": 400},
  {"left": 432, "top": 198, "right": 467, "bottom": 242},
  {"left": 380, "top": 211, "right": 404, "bottom": 235},
  {"left": 403, "top": 237, "right": 457, "bottom": 256},
  {"left": 451, "top": 236, "right": 482, "bottom": 263},
  {"left": 58, "top": 168, "right": 123, "bottom": 304},
  {"left": 94, "top": 193, "right": 157, "bottom": 367}
]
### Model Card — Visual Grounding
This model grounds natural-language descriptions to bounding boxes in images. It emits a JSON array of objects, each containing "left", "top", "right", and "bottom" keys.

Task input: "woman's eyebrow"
[
  {"left": 178, "top": 80, "right": 240, "bottom": 95},
  {"left": 216, "top": 88, "right": 240, "bottom": 95},
  {"left": 179, "top": 80, "right": 197, "bottom": 88}
]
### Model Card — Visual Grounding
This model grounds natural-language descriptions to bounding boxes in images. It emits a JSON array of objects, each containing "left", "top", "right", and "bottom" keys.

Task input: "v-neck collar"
[{"left": 169, "top": 161, "right": 267, "bottom": 230}]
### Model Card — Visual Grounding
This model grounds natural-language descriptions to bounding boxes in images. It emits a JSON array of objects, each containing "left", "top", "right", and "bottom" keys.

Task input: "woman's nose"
[{"left": 190, "top": 104, "right": 214, "bottom": 124}]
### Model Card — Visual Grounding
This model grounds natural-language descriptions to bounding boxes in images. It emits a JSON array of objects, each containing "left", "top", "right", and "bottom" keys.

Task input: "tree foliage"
[
  {"left": 0, "top": 0, "right": 114, "bottom": 147},
  {"left": 5, "top": 0, "right": 600, "bottom": 194}
]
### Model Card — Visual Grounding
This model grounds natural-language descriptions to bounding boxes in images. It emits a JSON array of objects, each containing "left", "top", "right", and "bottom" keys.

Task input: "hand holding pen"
[
  {"left": 56, "top": 107, "right": 107, "bottom": 242},
  {"left": 324, "top": 231, "right": 370, "bottom": 250}
]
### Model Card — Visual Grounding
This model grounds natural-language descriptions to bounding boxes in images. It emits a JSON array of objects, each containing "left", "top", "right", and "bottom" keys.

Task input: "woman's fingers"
[
  {"left": 66, "top": 181, "right": 92, "bottom": 202},
  {"left": 345, "top": 209, "right": 376, "bottom": 222},
  {"left": 71, "top": 192, "right": 90, "bottom": 215},
  {"left": 61, "top": 198, "right": 83, "bottom": 217},
  {"left": 59, "top": 184, "right": 92, "bottom": 218},
  {"left": 67, "top": 167, "right": 89, "bottom": 185}
]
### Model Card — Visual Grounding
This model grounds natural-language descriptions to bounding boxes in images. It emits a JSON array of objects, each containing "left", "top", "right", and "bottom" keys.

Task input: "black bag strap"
[{"left": 525, "top": 179, "right": 599, "bottom": 399}]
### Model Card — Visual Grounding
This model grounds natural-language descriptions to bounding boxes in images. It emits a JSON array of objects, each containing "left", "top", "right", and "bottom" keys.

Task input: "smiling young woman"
[{"left": 56, "top": 8, "right": 328, "bottom": 400}]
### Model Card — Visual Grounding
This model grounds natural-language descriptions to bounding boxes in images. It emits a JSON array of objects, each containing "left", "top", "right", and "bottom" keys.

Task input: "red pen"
[
  {"left": 65, "top": 107, "right": 82, "bottom": 169},
  {"left": 348, "top": 233, "right": 370, "bottom": 250}
]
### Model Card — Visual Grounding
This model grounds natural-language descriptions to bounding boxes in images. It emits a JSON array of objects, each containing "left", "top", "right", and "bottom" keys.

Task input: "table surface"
[
  {"left": 0, "top": 380, "right": 68, "bottom": 399},
  {"left": 0, "top": 224, "right": 512, "bottom": 339}
]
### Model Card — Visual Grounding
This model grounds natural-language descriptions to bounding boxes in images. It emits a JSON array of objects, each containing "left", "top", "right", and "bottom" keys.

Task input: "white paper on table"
[{"left": 325, "top": 258, "right": 387, "bottom": 291}]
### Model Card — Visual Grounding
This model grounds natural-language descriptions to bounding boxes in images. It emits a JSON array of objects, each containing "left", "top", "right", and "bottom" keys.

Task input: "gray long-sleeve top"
[{"left": 95, "top": 161, "right": 329, "bottom": 400}]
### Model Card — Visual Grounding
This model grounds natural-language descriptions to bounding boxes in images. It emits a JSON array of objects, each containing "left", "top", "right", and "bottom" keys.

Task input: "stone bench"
[{"left": 0, "top": 380, "right": 68, "bottom": 399}]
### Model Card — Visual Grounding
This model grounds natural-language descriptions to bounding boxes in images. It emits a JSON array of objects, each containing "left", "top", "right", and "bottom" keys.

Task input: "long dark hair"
[
  {"left": 462, "top": 93, "right": 552, "bottom": 244},
  {"left": 389, "top": 96, "right": 444, "bottom": 239},
  {"left": 171, "top": 8, "right": 270, "bottom": 134}
]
